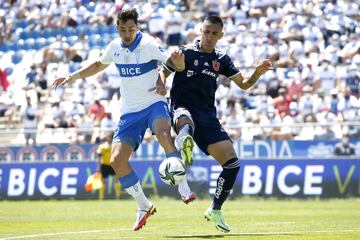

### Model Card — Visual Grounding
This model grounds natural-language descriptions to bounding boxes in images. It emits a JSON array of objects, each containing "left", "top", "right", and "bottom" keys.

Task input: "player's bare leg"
[{"left": 110, "top": 142, "right": 155, "bottom": 230}]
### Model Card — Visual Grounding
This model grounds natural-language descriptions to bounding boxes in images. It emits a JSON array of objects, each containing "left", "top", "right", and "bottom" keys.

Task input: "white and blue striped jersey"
[{"left": 99, "top": 32, "right": 170, "bottom": 114}]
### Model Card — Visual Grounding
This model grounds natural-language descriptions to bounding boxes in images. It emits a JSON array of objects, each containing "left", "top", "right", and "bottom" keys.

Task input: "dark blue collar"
[{"left": 121, "top": 32, "right": 142, "bottom": 52}]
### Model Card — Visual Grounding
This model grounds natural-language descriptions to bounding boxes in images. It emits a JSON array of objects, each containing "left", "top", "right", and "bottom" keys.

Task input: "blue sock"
[
  {"left": 166, "top": 151, "right": 181, "bottom": 158},
  {"left": 119, "top": 170, "right": 139, "bottom": 189},
  {"left": 212, "top": 158, "right": 240, "bottom": 210}
]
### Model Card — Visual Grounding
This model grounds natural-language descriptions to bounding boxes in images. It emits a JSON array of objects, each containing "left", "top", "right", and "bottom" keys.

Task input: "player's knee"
[{"left": 155, "top": 130, "right": 172, "bottom": 145}]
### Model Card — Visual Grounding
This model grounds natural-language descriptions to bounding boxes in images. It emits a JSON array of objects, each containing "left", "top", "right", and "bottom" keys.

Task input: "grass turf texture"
[{"left": 0, "top": 198, "right": 359, "bottom": 240}]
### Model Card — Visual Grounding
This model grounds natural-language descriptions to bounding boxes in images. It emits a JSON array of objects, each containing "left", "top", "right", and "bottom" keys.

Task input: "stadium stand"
[{"left": 0, "top": 0, "right": 359, "bottom": 145}]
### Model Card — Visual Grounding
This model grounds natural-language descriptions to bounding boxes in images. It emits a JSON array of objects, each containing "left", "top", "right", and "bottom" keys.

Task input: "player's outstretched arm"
[
  {"left": 231, "top": 59, "right": 272, "bottom": 90},
  {"left": 165, "top": 48, "right": 185, "bottom": 72},
  {"left": 51, "top": 61, "right": 109, "bottom": 90}
]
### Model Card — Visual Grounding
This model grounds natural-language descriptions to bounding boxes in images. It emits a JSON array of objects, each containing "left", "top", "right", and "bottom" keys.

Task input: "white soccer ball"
[{"left": 158, "top": 157, "right": 186, "bottom": 186}]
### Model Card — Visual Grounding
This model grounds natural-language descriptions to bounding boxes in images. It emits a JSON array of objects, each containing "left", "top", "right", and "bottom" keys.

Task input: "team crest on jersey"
[
  {"left": 212, "top": 60, "right": 220, "bottom": 71},
  {"left": 194, "top": 60, "right": 199, "bottom": 66}
]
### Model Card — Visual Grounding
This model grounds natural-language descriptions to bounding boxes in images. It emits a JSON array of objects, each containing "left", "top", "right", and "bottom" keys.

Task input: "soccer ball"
[{"left": 158, "top": 157, "right": 186, "bottom": 186}]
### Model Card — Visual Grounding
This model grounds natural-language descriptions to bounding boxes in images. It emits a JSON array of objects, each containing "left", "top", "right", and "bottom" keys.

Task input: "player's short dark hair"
[
  {"left": 117, "top": 7, "right": 139, "bottom": 25},
  {"left": 204, "top": 16, "right": 223, "bottom": 29}
]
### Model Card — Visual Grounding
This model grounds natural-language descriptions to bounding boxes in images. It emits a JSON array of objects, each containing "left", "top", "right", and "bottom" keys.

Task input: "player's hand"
[
  {"left": 170, "top": 48, "right": 185, "bottom": 71},
  {"left": 256, "top": 59, "right": 273, "bottom": 76},
  {"left": 148, "top": 78, "right": 167, "bottom": 96},
  {"left": 51, "top": 76, "right": 72, "bottom": 90}
]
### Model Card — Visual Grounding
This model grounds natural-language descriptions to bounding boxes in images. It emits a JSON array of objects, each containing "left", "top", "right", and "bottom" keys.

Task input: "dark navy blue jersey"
[{"left": 167, "top": 40, "right": 239, "bottom": 108}]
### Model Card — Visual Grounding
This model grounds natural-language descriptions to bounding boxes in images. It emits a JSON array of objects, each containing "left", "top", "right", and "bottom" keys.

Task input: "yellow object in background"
[{"left": 85, "top": 172, "right": 103, "bottom": 192}]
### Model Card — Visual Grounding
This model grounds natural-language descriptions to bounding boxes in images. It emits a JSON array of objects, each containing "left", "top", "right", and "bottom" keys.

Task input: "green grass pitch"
[{"left": 0, "top": 198, "right": 359, "bottom": 240}]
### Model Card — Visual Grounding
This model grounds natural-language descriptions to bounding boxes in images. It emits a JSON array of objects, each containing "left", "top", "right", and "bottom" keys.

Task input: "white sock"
[
  {"left": 125, "top": 181, "right": 151, "bottom": 210},
  {"left": 175, "top": 124, "right": 193, "bottom": 150},
  {"left": 178, "top": 177, "right": 192, "bottom": 198}
]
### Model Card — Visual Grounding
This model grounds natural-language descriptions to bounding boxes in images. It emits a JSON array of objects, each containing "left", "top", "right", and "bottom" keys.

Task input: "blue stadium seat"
[
  {"left": 107, "top": 25, "right": 117, "bottom": 34},
  {"left": 67, "top": 36, "right": 78, "bottom": 46},
  {"left": 8, "top": 43, "right": 20, "bottom": 51},
  {"left": 29, "top": 31, "right": 41, "bottom": 39},
  {"left": 5, "top": 67, "right": 13, "bottom": 76},
  {"left": 11, "top": 53, "right": 22, "bottom": 64},
  {"left": 88, "top": 37, "right": 98, "bottom": 48},
  {"left": 19, "top": 30, "right": 30, "bottom": 40},
  {"left": 0, "top": 44, "right": 9, "bottom": 52},
  {"left": 43, "top": 29, "right": 53, "bottom": 39},
  {"left": 96, "top": 25, "right": 106, "bottom": 35},
  {"left": 33, "top": 38, "right": 46, "bottom": 50},
  {"left": 16, "top": 20, "right": 28, "bottom": 29},
  {"left": 69, "top": 63, "right": 81, "bottom": 72},
  {"left": 63, "top": 27, "right": 74, "bottom": 37},
  {"left": 85, "top": 2, "right": 95, "bottom": 12}
]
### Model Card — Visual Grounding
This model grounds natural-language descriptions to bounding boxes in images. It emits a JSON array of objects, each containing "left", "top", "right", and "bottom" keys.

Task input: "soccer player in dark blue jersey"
[{"left": 160, "top": 16, "right": 272, "bottom": 232}]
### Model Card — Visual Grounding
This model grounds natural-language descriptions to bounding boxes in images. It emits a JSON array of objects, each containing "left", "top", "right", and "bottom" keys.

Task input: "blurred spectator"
[
  {"left": 165, "top": 4, "right": 182, "bottom": 46},
  {"left": 0, "top": 95, "right": 14, "bottom": 128},
  {"left": 0, "top": 67, "right": 10, "bottom": 91},
  {"left": 273, "top": 88, "right": 291, "bottom": 115},
  {"left": 63, "top": 1, "right": 90, "bottom": 27},
  {"left": 89, "top": 0, "right": 113, "bottom": 26},
  {"left": 21, "top": 96, "right": 38, "bottom": 145},
  {"left": 345, "top": 64, "right": 360, "bottom": 97},
  {"left": 76, "top": 114, "right": 94, "bottom": 143},
  {"left": 104, "top": 64, "right": 121, "bottom": 101},
  {"left": 44, "top": 97, "right": 67, "bottom": 128},
  {"left": 141, "top": 0, "right": 166, "bottom": 41},
  {"left": 96, "top": 133, "right": 121, "bottom": 200},
  {"left": 43, "top": 36, "right": 83, "bottom": 63},
  {"left": 47, "top": 0, "right": 68, "bottom": 29},
  {"left": 0, "top": 0, "right": 359, "bottom": 143},
  {"left": 88, "top": 99, "right": 106, "bottom": 126},
  {"left": 334, "top": 134, "right": 356, "bottom": 157}
]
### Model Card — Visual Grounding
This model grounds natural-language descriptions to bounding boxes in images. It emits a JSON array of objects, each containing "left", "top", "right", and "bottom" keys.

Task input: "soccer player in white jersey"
[{"left": 51, "top": 7, "right": 195, "bottom": 231}]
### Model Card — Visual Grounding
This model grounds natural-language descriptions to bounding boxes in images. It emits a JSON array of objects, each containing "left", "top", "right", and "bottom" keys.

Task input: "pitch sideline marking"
[
  {"left": 1, "top": 229, "right": 360, "bottom": 240},
  {"left": 0, "top": 228, "right": 141, "bottom": 240},
  {"left": 164, "top": 229, "right": 360, "bottom": 238}
]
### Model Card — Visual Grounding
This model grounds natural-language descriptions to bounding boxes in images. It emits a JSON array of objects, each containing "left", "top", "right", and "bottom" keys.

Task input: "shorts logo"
[
  {"left": 119, "top": 119, "right": 126, "bottom": 125},
  {"left": 212, "top": 60, "right": 220, "bottom": 71},
  {"left": 187, "top": 70, "right": 194, "bottom": 77}
]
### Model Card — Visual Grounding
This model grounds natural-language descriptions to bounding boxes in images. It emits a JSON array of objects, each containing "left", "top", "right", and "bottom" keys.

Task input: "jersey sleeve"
[
  {"left": 220, "top": 54, "right": 239, "bottom": 78},
  {"left": 99, "top": 42, "right": 114, "bottom": 64}
]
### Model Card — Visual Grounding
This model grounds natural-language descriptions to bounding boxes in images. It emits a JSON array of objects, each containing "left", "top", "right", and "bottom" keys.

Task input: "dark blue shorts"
[{"left": 172, "top": 103, "right": 231, "bottom": 155}]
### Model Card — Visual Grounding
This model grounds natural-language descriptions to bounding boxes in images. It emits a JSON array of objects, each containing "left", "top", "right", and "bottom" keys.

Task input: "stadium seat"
[
  {"left": 66, "top": 36, "right": 78, "bottom": 46},
  {"left": 5, "top": 67, "right": 13, "bottom": 76},
  {"left": 0, "top": 44, "right": 9, "bottom": 53},
  {"left": 11, "top": 53, "right": 22, "bottom": 65},
  {"left": 8, "top": 43, "right": 20, "bottom": 52},
  {"left": 33, "top": 38, "right": 46, "bottom": 50},
  {"left": 96, "top": 25, "right": 106, "bottom": 35},
  {"left": 19, "top": 30, "right": 30, "bottom": 40},
  {"left": 15, "top": 20, "right": 28, "bottom": 29},
  {"left": 63, "top": 27, "right": 74, "bottom": 37},
  {"left": 43, "top": 29, "right": 53, "bottom": 39},
  {"left": 69, "top": 63, "right": 81, "bottom": 72},
  {"left": 29, "top": 31, "right": 41, "bottom": 39}
]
